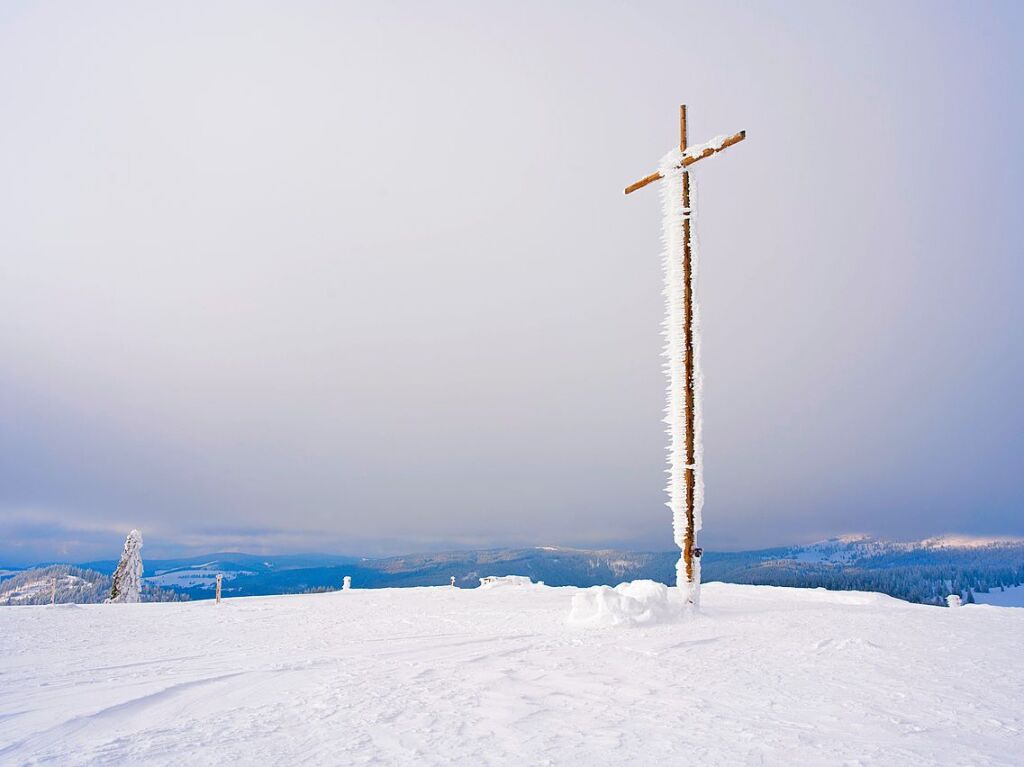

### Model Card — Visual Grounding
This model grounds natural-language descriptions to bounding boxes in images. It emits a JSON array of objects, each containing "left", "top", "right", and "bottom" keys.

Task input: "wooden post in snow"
[
  {"left": 51, "top": 576, "right": 56, "bottom": 606},
  {"left": 625, "top": 105, "right": 745, "bottom": 604},
  {"left": 678, "top": 104, "right": 698, "bottom": 586},
  {"left": 215, "top": 573, "right": 223, "bottom": 604}
]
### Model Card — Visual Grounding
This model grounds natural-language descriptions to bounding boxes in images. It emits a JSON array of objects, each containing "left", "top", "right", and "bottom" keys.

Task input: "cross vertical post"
[
  {"left": 625, "top": 105, "right": 745, "bottom": 609},
  {"left": 679, "top": 105, "right": 698, "bottom": 591}
]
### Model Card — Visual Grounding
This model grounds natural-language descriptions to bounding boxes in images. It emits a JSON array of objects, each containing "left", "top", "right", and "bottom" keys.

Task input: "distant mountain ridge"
[{"left": 3, "top": 535, "right": 1023, "bottom": 606}]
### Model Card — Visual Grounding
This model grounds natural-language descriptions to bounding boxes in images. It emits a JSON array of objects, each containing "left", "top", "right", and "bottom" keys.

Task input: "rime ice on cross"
[{"left": 625, "top": 106, "right": 745, "bottom": 608}]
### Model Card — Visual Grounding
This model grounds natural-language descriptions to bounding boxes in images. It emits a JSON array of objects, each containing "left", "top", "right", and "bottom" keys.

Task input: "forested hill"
[
  {"left": 703, "top": 536, "right": 1024, "bottom": 606},
  {"left": 0, "top": 565, "right": 186, "bottom": 605}
]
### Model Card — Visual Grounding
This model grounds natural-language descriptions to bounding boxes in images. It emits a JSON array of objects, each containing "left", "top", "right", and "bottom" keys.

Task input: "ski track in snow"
[{"left": 1, "top": 583, "right": 1022, "bottom": 766}]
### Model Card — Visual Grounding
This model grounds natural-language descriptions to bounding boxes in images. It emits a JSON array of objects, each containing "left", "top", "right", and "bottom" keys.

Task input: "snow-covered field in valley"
[
  {"left": 1, "top": 582, "right": 1021, "bottom": 766},
  {"left": 974, "top": 583, "right": 1024, "bottom": 608}
]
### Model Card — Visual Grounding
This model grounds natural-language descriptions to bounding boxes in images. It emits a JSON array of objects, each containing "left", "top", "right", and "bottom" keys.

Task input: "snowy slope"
[
  {"left": 146, "top": 566, "right": 257, "bottom": 590},
  {"left": 0, "top": 566, "right": 107, "bottom": 606},
  {"left": 1, "top": 583, "right": 1021, "bottom": 766},
  {"left": 974, "top": 584, "right": 1024, "bottom": 607},
  {"left": 3, "top": 575, "right": 85, "bottom": 603}
]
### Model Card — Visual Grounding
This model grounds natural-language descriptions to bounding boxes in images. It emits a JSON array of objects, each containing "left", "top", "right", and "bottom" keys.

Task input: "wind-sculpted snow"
[
  {"left": 658, "top": 150, "right": 703, "bottom": 598},
  {"left": 1, "top": 583, "right": 1021, "bottom": 765},
  {"left": 478, "top": 575, "right": 543, "bottom": 589},
  {"left": 567, "top": 579, "right": 681, "bottom": 628}
]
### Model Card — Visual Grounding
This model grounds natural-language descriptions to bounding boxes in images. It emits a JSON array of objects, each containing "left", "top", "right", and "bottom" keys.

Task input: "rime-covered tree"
[{"left": 106, "top": 529, "right": 144, "bottom": 603}]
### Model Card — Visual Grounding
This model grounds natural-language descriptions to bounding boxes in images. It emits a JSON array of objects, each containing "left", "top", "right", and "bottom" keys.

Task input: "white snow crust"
[
  {"left": 974, "top": 584, "right": 1024, "bottom": 607},
  {"left": 658, "top": 151, "right": 703, "bottom": 600},
  {"left": 567, "top": 579, "right": 680, "bottom": 628},
  {"left": 1, "top": 583, "right": 1022, "bottom": 766},
  {"left": 479, "top": 575, "right": 542, "bottom": 589}
]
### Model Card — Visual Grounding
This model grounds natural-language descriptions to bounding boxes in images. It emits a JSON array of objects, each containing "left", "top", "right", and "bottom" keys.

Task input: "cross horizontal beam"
[{"left": 623, "top": 130, "right": 746, "bottom": 195}]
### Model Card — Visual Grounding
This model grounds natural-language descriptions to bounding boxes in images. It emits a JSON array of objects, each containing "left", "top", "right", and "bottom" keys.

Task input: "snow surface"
[
  {"left": 568, "top": 579, "right": 680, "bottom": 628},
  {"left": 2, "top": 583, "right": 1021, "bottom": 766},
  {"left": 479, "top": 575, "right": 541, "bottom": 589},
  {"left": 974, "top": 584, "right": 1024, "bottom": 608}
]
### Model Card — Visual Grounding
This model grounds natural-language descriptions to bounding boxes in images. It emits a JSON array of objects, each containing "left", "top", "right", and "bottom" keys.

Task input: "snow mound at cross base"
[{"left": 567, "top": 579, "right": 682, "bottom": 628}]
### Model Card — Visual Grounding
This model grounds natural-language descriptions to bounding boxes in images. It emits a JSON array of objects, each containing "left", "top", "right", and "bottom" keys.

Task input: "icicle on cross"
[{"left": 625, "top": 106, "right": 745, "bottom": 608}]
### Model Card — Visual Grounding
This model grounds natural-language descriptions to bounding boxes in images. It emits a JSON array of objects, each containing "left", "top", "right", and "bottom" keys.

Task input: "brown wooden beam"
[
  {"left": 623, "top": 129, "right": 746, "bottom": 195},
  {"left": 680, "top": 105, "right": 697, "bottom": 592}
]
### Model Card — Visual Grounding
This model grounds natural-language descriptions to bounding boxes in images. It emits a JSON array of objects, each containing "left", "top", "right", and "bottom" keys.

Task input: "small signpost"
[{"left": 215, "top": 573, "right": 223, "bottom": 604}]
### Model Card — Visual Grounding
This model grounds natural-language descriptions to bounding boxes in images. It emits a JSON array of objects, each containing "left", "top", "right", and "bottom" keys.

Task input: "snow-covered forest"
[
  {"left": 0, "top": 565, "right": 186, "bottom": 606},
  {"left": 703, "top": 537, "right": 1024, "bottom": 606}
]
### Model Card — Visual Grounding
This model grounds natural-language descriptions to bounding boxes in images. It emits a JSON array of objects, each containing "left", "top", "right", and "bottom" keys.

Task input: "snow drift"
[
  {"left": 567, "top": 579, "right": 682, "bottom": 628},
  {"left": 478, "top": 575, "right": 542, "bottom": 590}
]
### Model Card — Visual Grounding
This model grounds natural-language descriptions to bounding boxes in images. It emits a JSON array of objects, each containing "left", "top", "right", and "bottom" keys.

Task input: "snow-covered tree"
[{"left": 106, "top": 529, "right": 144, "bottom": 603}]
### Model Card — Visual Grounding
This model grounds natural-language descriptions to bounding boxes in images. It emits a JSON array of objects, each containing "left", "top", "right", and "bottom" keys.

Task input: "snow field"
[
  {"left": 973, "top": 583, "right": 1024, "bottom": 608},
  {"left": 1, "top": 582, "right": 1022, "bottom": 766}
]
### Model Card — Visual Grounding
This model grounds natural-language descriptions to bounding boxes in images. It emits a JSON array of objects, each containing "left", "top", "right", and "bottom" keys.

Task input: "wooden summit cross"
[{"left": 625, "top": 105, "right": 745, "bottom": 605}]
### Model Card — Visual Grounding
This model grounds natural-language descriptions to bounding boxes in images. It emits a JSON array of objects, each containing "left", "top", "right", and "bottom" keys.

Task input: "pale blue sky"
[{"left": 1, "top": 1, "right": 1022, "bottom": 563}]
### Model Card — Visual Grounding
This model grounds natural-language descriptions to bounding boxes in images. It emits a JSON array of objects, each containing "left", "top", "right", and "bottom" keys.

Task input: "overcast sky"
[{"left": 1, "top": 1, "right": 1022, "bottom": 564}]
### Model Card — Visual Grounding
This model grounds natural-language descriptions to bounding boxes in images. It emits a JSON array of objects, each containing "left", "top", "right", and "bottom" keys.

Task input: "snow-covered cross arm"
[
  {"left": 624, "top": 129, "right": 745, "bottom": 195},
  {"left": 624, "top": 105, "right": 745, "bottom": 610}
]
